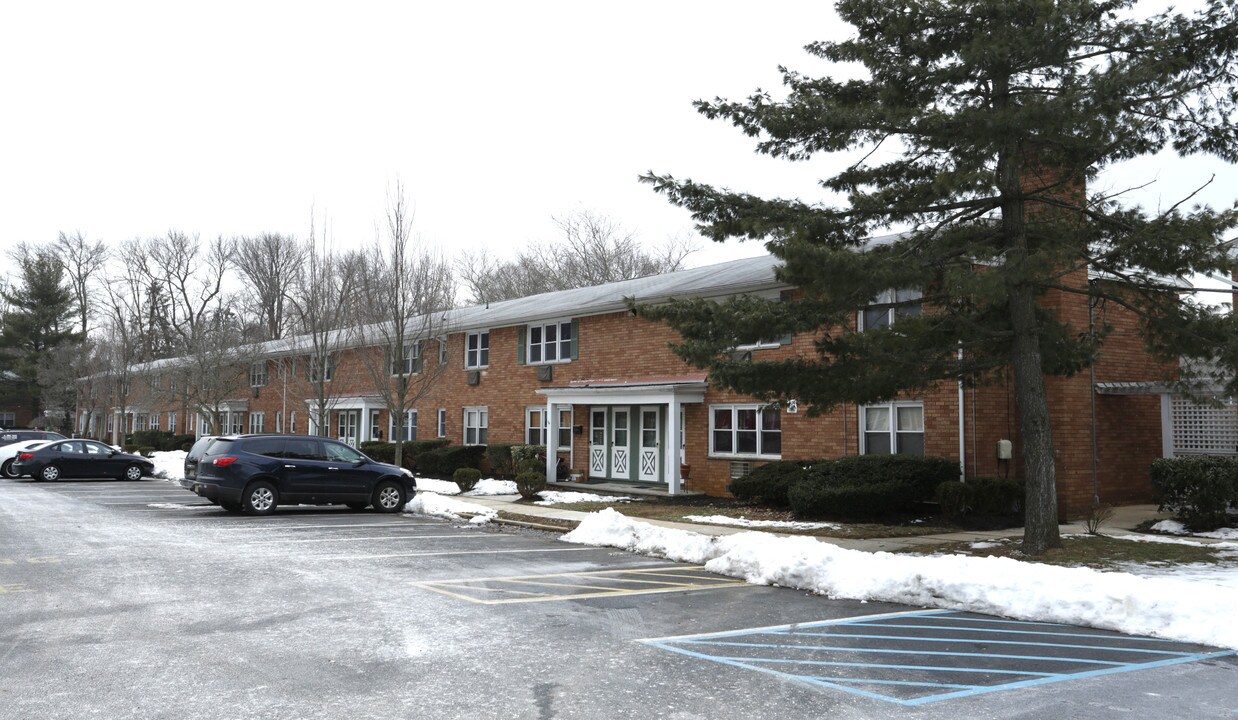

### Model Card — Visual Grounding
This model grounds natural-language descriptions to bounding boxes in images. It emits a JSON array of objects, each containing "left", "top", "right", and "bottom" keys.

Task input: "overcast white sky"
[{"left": 1, "top": 1, "right": 1234, "bottom": 281}]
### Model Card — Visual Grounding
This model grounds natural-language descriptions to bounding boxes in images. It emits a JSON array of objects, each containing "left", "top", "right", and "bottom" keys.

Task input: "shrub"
[
  {"left": 935, "top": 481, "right": 974, "bottom": 521},
  {"left": 968, "top": 476, "right": 1024, "bottom": 516},
  {"left": 1150, "top": 456, "right": 1238, "bottom": 530},
  {"left": 418, "top": 445, "right": 486, "bottom": 477},
  {"left": 454, "top": 468, "right": 483, "bottom": 493},
  {"left": 788, "top": 455, "right": 958, "bottom": 519},
  {"left": 168, "top": 434, "right": 196, "bottom": 452},
  {"left": 403, "top": 439, "right": 451, "bottom": 472},
  {"left": 512, "top": 444, "right": 546, "bottom": 474},
  {"left": 122, "top": 444, "right": 139, "bottom": 454},
  {"left": 360, "top": 441, "right": 396, "bottom": 464},
  {"left": 487, "top": 444, "right": 517, "bottom": 478},
  {"left": 728, "top": 460, "right": 822, "bottom": 508},
  {"left": 515, "top": 470, "right": 547, "bottom": 500},
  {"left": 790, "top": 478, "right": 913, "bottom": 519},
  {"left": 137, "top": 445, "right": 156, "bottom": 457}
]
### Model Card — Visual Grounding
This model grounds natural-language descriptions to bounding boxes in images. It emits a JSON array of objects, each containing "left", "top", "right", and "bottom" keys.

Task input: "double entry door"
[{"left": 589, "top": 406, "right": 660, "bottom": 483}]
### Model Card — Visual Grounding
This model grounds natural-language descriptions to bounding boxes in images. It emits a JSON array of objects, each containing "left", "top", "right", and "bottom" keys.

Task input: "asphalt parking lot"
[{"left": 1, "top": 476, "right": 1235, "bottom": 719}]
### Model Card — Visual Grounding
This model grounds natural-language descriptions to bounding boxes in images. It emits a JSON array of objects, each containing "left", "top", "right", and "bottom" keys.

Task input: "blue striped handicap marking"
[{"left": 640, "top": 609, "right": 1237, "bottom": 706}]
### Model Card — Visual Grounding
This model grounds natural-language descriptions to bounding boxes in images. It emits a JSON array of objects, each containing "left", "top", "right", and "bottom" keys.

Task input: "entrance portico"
[{"left": 537, "top": 375, "right": 707, "bottom": 495}]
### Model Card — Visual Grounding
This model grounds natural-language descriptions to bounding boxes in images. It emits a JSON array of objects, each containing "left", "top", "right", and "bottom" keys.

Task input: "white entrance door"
[
  {"left": 589, "top": 408, "right": 608, "bottom": 476},
  {"left": 611, "top": 409, "right": 630, "bottom": 479},
  {"left": 638, "top": 406, "right": 660, "bottom": 482},
  {"left": 337, "top": 410, "right": 360, "bottom": 446}
]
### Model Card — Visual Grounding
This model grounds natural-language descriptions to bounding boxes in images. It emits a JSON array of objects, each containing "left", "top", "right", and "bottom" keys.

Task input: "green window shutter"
[
  {"left": 570, "top": 319, "right": 580, "bottom": 360},
  {"left": 517, "top": 326, "right": 526, "bottom": 365},
  {"left": 779, "top": 290, "right": 793, "bottom": 345}
]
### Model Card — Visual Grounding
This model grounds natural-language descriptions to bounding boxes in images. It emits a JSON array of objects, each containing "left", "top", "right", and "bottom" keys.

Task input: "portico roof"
[{"left": 537, "top": 374, "right": 709, "bottom": 405}]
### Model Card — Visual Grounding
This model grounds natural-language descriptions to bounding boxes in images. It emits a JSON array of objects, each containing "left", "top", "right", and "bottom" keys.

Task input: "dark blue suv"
[{"left": 188, "top": 434, "right": 415, "bottom": 515}]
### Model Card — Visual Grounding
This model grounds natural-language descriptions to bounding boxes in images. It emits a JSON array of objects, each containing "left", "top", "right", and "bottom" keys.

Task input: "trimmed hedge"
[
  {"left": 487, "top": 444, "right": 518, "bottom": 478},
  {"left": 359, "top": 439, "right": 452, "bottom": 471},
  {"left": 454, "top": 468, "right": 482, "bottom": 493},
  {"left": 969, "top": 476, "right": 1024, "bottom": 516},
  {"left": 515, "top": 470, "right": 547, "bottom": 500},
  {"left": 418, "top": 445, "right": 486, "bottom": 477},
  {"left": 935, "top": 481, "right": 973, "bottom": 521},
  {"left": 126, "top": 431, "right": 197, "bottom": 452},
  {"left": 512, "top": 444, "right": 546, "bottom": 474},
  {"left": 1150, "top": 456, "right": 1238, "bottom": 530},
  {"left": 728, "top": 460, "right": 824, "bottom": 508},
  {"left": 789, "top": 455, "right": 959, "bottom": 519}
]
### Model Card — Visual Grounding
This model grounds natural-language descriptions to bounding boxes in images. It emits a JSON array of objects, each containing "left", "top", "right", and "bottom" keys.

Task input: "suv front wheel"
[
  {"left": 242, "top": 481, "right": 279, "bottom": 516},
  {"left": 372, "top": 480, "right": 406, "bottom": 513}
]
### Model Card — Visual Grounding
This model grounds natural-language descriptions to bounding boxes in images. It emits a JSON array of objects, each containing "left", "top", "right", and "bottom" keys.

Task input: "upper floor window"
[
  {"left": 861, "top": 402, "right": 924, "bottom": 456},
  {"left": 466, "top": 331, "right": 490, "bottom": 369},
  {"left": 861, "top": 289, "right": 922, "bottom": 331},
  {"left": 391, "top": 342, "right": 422, "bottom": 376},
  {"left": 528, "top": 320, "right": 573, "bottom": 364},
  {"left": 308, "top": 354, "right": 335, "bottom": 383},
  {"left": 250, "top": 362, "right": 268, "bottom": 387},
  {"left": 710, "top": 405, "right": 781, "bottom": 459}
]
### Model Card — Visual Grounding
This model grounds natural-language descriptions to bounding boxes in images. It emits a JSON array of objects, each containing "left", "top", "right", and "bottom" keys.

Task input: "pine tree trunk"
[{"left": 998, "top": 134, "right": 1062, "bottom": 556}]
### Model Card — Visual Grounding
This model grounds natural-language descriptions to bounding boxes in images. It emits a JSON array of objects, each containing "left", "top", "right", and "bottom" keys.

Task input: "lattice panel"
[{"left": 1171, "top": 397, "right": 1238, "bottom": 455}]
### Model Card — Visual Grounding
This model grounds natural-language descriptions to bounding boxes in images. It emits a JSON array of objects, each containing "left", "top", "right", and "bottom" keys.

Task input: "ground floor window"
[
  {"left": 0, "top": 412, "right": 14, "bottom": 427},
  {"left": 249, "top": 412, "right": 265, "bottom": 434},
  {"left": 391, "top": 410, "right": 416, "bottom": 441},
  {"left": 150, "top": 413, "right": 160, "bottom": 430},
  {"left": 168, "top": 412, "right": 177, "bottom": 433},
  {"left": 437, "top": 408, "right": 447, "bottom": 438},
  {"left": 861, "top": 402, "right": 924, "bottom": 456},
  {"left": 229, "top": 413, "right": 244, "bottom": 435},
  {"left": 289, "top": 411, "right": 297, "bottom": 434},
  {"left": 526, "top": 407, "right": 546, "bottom": 445},
  {"left": 464, "top": 407, "right": 488, "bottom": 445},
  {"left": 135, "top": 413, "right": 149, "bottom": 431},
  {"left": 709, "top": 405, "right": 781, "bottom": 458}
]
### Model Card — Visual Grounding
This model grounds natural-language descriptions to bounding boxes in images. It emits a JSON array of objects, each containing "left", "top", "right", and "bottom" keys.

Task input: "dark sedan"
[{"left": 12, "top": 440, "right": 155, "bottom": 482}]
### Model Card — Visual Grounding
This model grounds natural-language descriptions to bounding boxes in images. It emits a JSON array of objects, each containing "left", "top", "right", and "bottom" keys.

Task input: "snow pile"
[
  {"left": 562, "top": 508, "right": 1238, "bottom": 648},
  {"left": 465, "top": 479, "right": 518, "bottom": 496},
  {"left": 405, "top": 492, "right": 496, "bottom": 525},
  {"left": 1151, "top": 519, "right": 1238, "bottom": 541},
  {"left": 535, "top": 491, "right": 634, "bottom": 505},
  {"left": 414, "top": 478, "right": 460, "bottom": 495},
  {"left": 1118, "top": 561, "right": 1238, "bottom": 590},
  {"left": 682, "top": 515, "right": 841, "bottom": 531},
  {"left": 149, "top": 450, "right": 187, "bottom": 481}
]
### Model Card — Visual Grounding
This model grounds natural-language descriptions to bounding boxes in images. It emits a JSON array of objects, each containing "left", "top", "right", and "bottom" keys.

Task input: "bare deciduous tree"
[
  {"left": 356, "top": 180, "right": 455, "bottom": 466},
  {"left": 54, "top": 231, "right": 108, "bottom": 337},
  {"left": 457, "top": 209, "right": 697, "bottom": 304},
  {"left": 235, "top": 232, "right": 306, "bottom": 341}
]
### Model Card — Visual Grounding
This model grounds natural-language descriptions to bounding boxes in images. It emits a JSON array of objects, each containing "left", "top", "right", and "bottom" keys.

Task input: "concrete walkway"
[{"left": 454, "top": 495, "right": 1204, "bottom": 552}]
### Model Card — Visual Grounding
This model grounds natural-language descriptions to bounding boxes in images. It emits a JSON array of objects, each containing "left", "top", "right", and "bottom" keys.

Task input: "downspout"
[{"left": 958, "top": 344, "right": 966, "bottom": 481}]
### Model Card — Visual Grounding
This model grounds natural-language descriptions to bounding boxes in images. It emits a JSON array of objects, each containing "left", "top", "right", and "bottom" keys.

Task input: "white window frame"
[
  {"left": 150, "top": 413, "right": 160, "bottom": 431},
  {"left": 708, "top": 404, "right": 782, "bottom": 460},
  {"left": 250, "top": 362, "right": 268, "bottom": 387},
  {"left": 229, "top": 412, "right": 245, "bottom": 435},
  {"left": 289, "top": 411, "right": 297, "bottom": 434},
  {"left": 167, "top": 412, "right": 177, "bottom": 433},
  {"left": 390, "top": 409, "right": 417, "bottom": 442},
  {"left": 249, "top": 412, "right": 265, "bottom": 434},
  {"left": 527, "top": 319, "right": 573, "bottom": 365},
  {"left": 438, "top": 336, "right": 448, "bottom": 365},
  {"left": 309, "top": 355, "right": 335, "bottom": 383},
  {"left": 466, "top": 330, "right": 490, "bottom": 369},
  {"left": 391, "top": 342, "right": 422, "bottom": 377},
  {"left": 860, "top": 288, "right": 923, "bottom": 331},
  {"left": 464, "top": 406, "right": 488, "bottom": 445},
  {"left": 860, "top": 401, "right": 925, "bottom": 456},
  {"left": 526, "top": 407, "right": 546, "bottom": 445},
  {"left": 437, "top": 408, "right": 447, "bottom": 438},
  {"left": 135, "top": 413, "right": 149, "bottom": 432}
]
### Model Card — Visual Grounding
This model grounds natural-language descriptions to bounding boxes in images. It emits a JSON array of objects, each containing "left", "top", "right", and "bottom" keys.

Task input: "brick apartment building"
[{"left": 78, "top": 252, "right": 1204, "bottom": 516}]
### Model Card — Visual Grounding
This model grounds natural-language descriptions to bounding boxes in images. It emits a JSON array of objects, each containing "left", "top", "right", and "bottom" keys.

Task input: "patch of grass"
[
  {"left": 547, "top": 500, "right": 964, "bottom": 539},
  {"left": 905, "top": 534, "right": 1227, "bottom": 570}
]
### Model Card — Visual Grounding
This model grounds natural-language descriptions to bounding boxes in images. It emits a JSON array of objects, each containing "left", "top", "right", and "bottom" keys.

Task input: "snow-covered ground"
[
  {"left": 1151, "top": 519, "right": 1238, "bottom": 540},
  {"left": 536, "top": 491, "right": 634, "bottom": 505},
  {"left": 561, "top": 508, "right": 1238, "bottom": 649},
  {"left": 682, "top": 515, "right": 842, "bottom": 531},
  {"left": 150, "top": 450, "right": 187, "bottom": 481}
]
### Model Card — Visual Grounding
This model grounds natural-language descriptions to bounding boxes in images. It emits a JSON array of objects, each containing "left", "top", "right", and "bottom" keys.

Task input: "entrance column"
[
  {"left": 667, "top": 397, "right": 681, "bottom": 496},
  {"left": 545, "top": 398, "right": 559, "bottom": 482}
]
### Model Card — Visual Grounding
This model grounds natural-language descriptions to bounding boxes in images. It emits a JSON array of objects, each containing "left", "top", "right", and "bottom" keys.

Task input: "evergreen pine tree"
[
  {"left": 1, "top": 246, "right": 79, "bottom": 422},
  {"left": 640, "top": 0, "right": 1238, "bottom": 554}
]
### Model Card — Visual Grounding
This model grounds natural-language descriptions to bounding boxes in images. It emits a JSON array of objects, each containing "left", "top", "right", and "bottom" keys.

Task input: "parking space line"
[
  {"left": 417, "top": 566, "right": 748, "bottom": 604},
  {"left": 642, "top": 609, "right": 1238, "bottom": 706},
  {"left": 317, "top": 547, "right": 599, "bottom": 560},
  {"left": 233, "top": 534, "right": 494, "bottom": 544}
]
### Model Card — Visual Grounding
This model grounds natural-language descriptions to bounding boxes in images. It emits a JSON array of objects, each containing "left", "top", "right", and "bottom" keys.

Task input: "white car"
[{"left": 1, "top": 440, "right": 54, "bottom": 478}]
